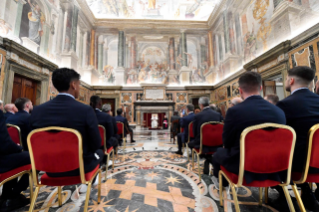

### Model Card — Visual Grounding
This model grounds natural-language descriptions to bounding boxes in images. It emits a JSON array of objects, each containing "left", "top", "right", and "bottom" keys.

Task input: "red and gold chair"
[
  {"left": 98, "top": 125, "right": 115, "bottom": 179},
  {"left": 27, "top": 127, "right": 102, "bottom": 212},
  {"left": 7, "top": 124, "right": 23, "bottom": 148},
  {"left": 219, "top": 123, "right": 296, "bottom": 212},
  {"left": 291, "top": 124, "right": 319, "bottom": 212},
  {"left": 191, "top": 121, "right": 223, "bottom": 182},
  {"left": 116, "top": 121, "right": 126, "bottom": 153},
  {"left": 183, "top": 121, "right": 194, "bottom": 161}
]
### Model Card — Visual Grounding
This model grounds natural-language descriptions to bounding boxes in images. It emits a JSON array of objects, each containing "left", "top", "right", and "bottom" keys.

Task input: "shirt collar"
[
  {"left": 203, "top": 106, "right": 210, "bottom": 110},
  {"left": 7, "top": 111, "right": 14, "bottom": 114},
  {"left": 95, "top": 108, "right": 101, "bottom": 112},
  {"left": 245, "top": 95, "right": 260, "bottom": 100},
  {"left": 58, "top": 93, "right": 75, "bottom": 99},
  {"left": 291, "top": 87, "right": 308, "bottom": 95},
  {"left": 188, "top": 111, "right": 194, "bottom": 115}
]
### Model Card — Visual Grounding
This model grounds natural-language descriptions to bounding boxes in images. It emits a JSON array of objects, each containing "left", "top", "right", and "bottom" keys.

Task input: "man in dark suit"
[
  {"left": 276, "top": 66, "right": 319, "bottom": 210},
  {"left": 210, "top": 72, "right": 286, "bottom": 203},
  {"left": 30, "top": 68, "right": 103, "bottom": 193},
  {"left": 3, "top": 104, "right": 18, "bottom": 120},
  {"left": 175, "top": 104, "right": 195, "bottom": 155},
  {"left": 188, "top": 97, "right": 223, "bottom": 153},
  {"left": 102, "top": 104, "right": 119, "bottom": 142},
  {"left": 90, "top": 95, "right": 118, "bottom": 150},
  {"left": 6, "top": 98, "right": 33, "bottom": 151},
  {"left": 0, "top": 110, "right": 31, "bottom": 211},
  {"left": 115, "top": 108, "right": 136, "bottom": 143}
]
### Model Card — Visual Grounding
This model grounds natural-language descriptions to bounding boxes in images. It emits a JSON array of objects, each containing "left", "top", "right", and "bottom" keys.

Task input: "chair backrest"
[
  {"left": 296, "top": 124, "right": 319, "bottom": 183},
  {"left": 200, "top": 122, "right": 223, "bottom": 152},
  {"left": 7, "top": 124, "right": 23, "bottom": 147},
  {"left": 27, "top": 127, "right": 86, "bottom": 185},
  {"left": 117, "top": 121, "right": 124, "bottom": 137},
  {"left": 98, "top": 125, "right": 106, "bottom": 152},
  {"left": 237, "top": 123, "right": 296, "bottom": 186},
  {"left": 189, "top": 121, "right": 194, "bottom": 139}
]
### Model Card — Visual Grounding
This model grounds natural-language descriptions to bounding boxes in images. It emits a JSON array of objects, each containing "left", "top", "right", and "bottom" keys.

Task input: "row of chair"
[
  {"left": 181, "top": 121, "right": 319, "bottom": 212},
  {"left": 1, "top": 122, "right": 127, "bottom": 212}
]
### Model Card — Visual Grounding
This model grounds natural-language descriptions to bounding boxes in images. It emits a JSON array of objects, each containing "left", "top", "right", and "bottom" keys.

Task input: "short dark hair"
[
  {"left": 265, "top": 94, "right": 279, "bottom": 105},
  {"left": 15, "top": 98, "right": 30, "bottom": 111},
  {"left": 52, "top": 68, "right": 80, "bottom": 92},
  {"left": 90, "top": 95, "right": 101, "bottom": 109},
  {"left": 238, "top": 71, "right": 262, "bottom": 93},
  {"left": 173, "top": 111, "right": 178, "bottom": 116},
  {"left": 288, "top": 66, "right": 315, "bottom": 85},
  {"left": 186, "top": 104, "right": 194, "bottom": 112},
  {"left": 117, "top": 108, "right": 123, "bottom": 115}
]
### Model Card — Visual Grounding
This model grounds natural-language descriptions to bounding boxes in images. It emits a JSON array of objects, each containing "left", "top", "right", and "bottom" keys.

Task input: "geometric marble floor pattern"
[{"left": 14, "top": 129, "right": 306, "bottom": 212}]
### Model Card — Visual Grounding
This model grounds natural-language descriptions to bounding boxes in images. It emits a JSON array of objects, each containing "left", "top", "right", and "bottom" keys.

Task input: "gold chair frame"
[
  {"left": 117, "top": 121, "right": 126, "bottom": 154},
  {"left": 182, "top": 121, "right": 193, "bottom": 162},
  {"left": 291, "top": 124, "right": 319, "bottom": 212},
  {"left": 98, "top": 125, "right": 115, "bottom": 180},
  {"left": 191, "top": 121, "right": 223, "bottom": 182},
  {"left": 219, "top": 123, "right": 296, "bottom": 212},
  {"left": 27, "top": 127, "right": 102, "bottom": 212},
  {"left": 7, "top": 124, "right": 23, "bottom": 149}
]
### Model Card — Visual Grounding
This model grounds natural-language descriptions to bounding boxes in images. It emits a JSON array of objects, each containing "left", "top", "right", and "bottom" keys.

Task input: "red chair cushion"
[
  {"left": 98, "top": 126, "right": 105, "bottom": 147},
  {"left": 292, "top": 172, "right": 319, "bottom": 183},
  {"left": 0, "top": 164, "right": 31, "bottom": 182},
  {"left": 310, "top": 130, "right": 319, "bottom": 169},
  {"left": 117, "top": 123, "right": 124, "bottom": 135},
  {"left": 181, "top": 128, "right": 184, "bottom": 133},
  {"left": 7, "top": 127, "right": 21, "bottom": 146},
  {"left": 189, "top": 122, "right": 194, "bottom": 138},
  {"left": 40, "top": 165, "right": 99, "bottom": 186},
  {"left": 221, "top": 166, "right": 281, "bottom": 187},
  {"left": 106, "top": 147, "right": 113, "bottom": 154},
  {"left": 244, "top": 128, "right": 293, "bottom": 173},
  {"left": 202, "top": 124, "right": 223, "bottom": 147}
]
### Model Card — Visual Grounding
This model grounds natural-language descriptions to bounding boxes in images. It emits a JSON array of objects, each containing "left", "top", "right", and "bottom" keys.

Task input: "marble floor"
[{"left": 15, "top": 129, "right": 307, "bottom": 212}]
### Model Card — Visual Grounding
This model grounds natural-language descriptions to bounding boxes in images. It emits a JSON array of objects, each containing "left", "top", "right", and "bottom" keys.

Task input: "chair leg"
[
  {"left": 292, "top": 184, "right": 306, "bottom": 212},
  {"left": 58, "top": 186, "right": 62, "bottom": 207},
  {"left": 259, "top": 187, "right": 263, "bottom": 206},
  {"left": 112, "top": 149, "right": 115, "bottom": 170},
  {"left": 106, "top": 153, "right": 110, "bottom": 180},
  {"left": 265, "top": 187, "right": 269, "bottom": 204},
  {"left": 219, "top": 171, "right": 224, "bottom": 207},
  {"left": 309, "top": 182, "right": 313, "bottom": 191},
  {"left": 186, "top": 144, "right": 189, "bottom": 162},
  {"left": 28, "top": 173, "right": 33, "bottom": 202},
  {"left": 191, "top": 149, "right": 194, "bottom": 170},
  {"left": 28, "top": 186, "right": 40, "bottom": 212},
  {"left": 83, "top": 182, "right": 92, "bottom": 212},
  {"left": 98, "top": 170, "right": 102, "bottom": 204},
  {"left": 231, "top": 185, "right": 240, "bottom": 212},
  {"left": 282, "top": 185, "right": 296, "bottom": 212},
  {"left": 196, "top": 153, "right": 201, "bottom": 182}
]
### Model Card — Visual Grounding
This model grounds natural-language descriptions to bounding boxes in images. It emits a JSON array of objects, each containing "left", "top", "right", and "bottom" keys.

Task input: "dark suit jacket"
[
  {"left": 6, "top": 110, "right": 31, "bottom": 151},
  {"left": 4, "top": 112, "right": 14, "bottom": 120},
  {"left": 95, "top": 109, "right": 114, "bottom": 148},
  {"left": 115, "top": 115, "right": 129, "bottom": 135},
  {"left": 180, "top": 112, "right": 195, "bottom": 142},
  {"left": 215, "top": 95, "right": 286, "bottom": 183},
  {"left": 192, "top": 107, "right": 223, "bottom": 152},
  {"left": 30, "top": 95, "right": 101, "bottom": 169},
  {"left": 277, "top": 89, "right": 319, "bottom": 172},
  {"left": 112, "top": 116, "right": 118, "bottom": 136}
]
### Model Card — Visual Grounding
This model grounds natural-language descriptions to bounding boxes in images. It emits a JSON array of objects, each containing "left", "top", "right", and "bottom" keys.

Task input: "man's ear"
[
  {"left": 70, "top": 81, "right": 76, "bottom": 90},
  {"left": 289, "top": 77, "right": 294, "bottom": 86}
]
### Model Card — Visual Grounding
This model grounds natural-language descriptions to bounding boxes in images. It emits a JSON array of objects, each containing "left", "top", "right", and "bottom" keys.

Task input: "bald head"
[
  {"left": 229, "top": 97, "right": 243, "bottom": 108},
  {"left": 4, "top": 104, "right": 18, "bottom": 114}
]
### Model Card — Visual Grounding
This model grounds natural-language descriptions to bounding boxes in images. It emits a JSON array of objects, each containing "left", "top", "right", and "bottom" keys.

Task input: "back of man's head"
[
  {"left": 4, "top": 104, "right": 18, "bottom": 113},
  {"left": 0, "top": 100, "right": 3, "bottom": 111},
  {"left": 287, "top": 66, "right": 315, "bottom": 89},
  {"left": 117, "top": 108, "right": 123, "bottom": 116},
  {"left": 264, "top": 94, "right": 279, "bottom": 105},
  {"left": 186, "top": 104, "right": 194, "bottom": 113},
  {"left": 238, "top": 72, "right": 262, "bottom": 94},
  {"left": 52, "top": 68, "right": 81, "bottom": 97},
  {"left": 90, "top": 95, "right": 101, "bottom": 109},
  {"left": 15, "top": 98, "right": 30, "bottom": 111},
  {"left": 198, "top": 97, "right": 209, "bottom": 108},
  {"left": 173, "top": 111, "right": 178, "bottom": 116},
  {"left": 102, "top": 104, "right": 111, "bottom": 113}
]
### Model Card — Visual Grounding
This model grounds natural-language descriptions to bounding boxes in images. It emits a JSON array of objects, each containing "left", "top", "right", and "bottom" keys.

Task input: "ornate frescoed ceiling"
[{"left": 85, "top": 0, "right": 222, "bottom": 21}]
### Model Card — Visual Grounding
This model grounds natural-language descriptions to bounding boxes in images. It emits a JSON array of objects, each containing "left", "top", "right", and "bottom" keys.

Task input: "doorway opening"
[
  {"left": 12, "top": 74, "right": 39, "bottom": 105},
  {"left": 262, "top": 75, "right": 285, "bottom": 101}
]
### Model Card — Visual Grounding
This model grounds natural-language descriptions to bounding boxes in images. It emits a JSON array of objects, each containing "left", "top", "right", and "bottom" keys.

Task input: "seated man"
[
  {"left": 30, "top": 68, "right": 102, "bottom": 193},
  {"left": 175, "top": 104, "right": 195, "bottom": 155},
  {"left": 264, "top": 94, "right": 279, "bottom": 105},
  {"left": 211, "top": 72, "right": 286, "bottom": 196},
  {"left": 90, "top": 95, "right": 118, "bottom": 151},
  {"left": 170, "top": 111, "right": 180, "bottom": 143},
  {"left": 188, "top": 96, "right": 223, "bottom": 153},
  {"left": 102, "top": 104, "right": 119, "bottom": 143},
  {"left": 229, "top": 97, "right": 243, "bottom": 108},
  {"left": 115, "top": 108, "right": 136, "bottom": 143},
  {"left": 4, "top": 104, "right": 18, "bottom": 120},
  {"left": 0, "top": 110, "right": 31, "bottom": 210},
  {"left": 276, "top": 66, "right": 319, "bottom": 211},
  {"left": 6, "top": 98, "right": 33, "bottom": 151}
]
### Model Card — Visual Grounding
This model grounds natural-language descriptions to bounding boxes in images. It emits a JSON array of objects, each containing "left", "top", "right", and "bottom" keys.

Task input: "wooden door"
[
  {"left": 262, "top": 81, "right": 276, "bottom": 97},
  {"left": 101, "top": 98, "right": 116, "bottom": 116},
  {"left": 192, "top": 98, "right": 199, "bottom": 108},
  {"left": 12, "top": 74, "right": 37, "bottom": 105}
]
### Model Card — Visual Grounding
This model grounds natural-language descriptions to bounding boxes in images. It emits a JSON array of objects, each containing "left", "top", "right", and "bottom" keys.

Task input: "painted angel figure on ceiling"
[{"left": 27, "top": 0, "right": 45, "bottom": 45}]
